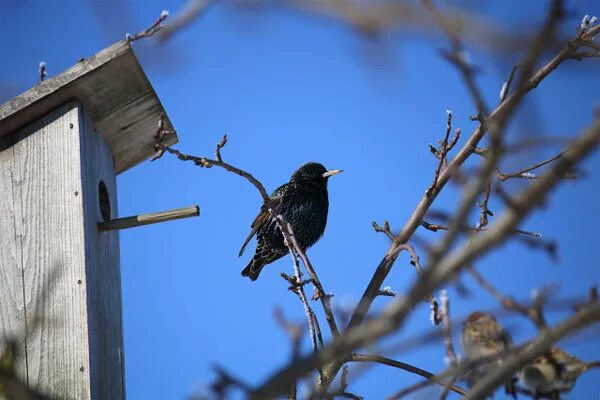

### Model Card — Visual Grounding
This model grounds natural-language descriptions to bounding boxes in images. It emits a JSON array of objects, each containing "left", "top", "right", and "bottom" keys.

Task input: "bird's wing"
[
  {"left": 238, "top": 184, "right": 287, "bottom": 257},
  {"left": 238, "top": 209, "right": 270, "bottom": 257}
]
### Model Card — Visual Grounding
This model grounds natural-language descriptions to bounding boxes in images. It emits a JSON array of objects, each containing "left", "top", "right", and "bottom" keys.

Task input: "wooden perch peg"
[{"left": 98, "top": 205, "right": 200, "bottom": 231}]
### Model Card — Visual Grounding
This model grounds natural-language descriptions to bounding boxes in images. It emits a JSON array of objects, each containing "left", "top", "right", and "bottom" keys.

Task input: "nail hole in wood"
[{"left": 99, "top": 180, "right": 111, "bottom": 222}]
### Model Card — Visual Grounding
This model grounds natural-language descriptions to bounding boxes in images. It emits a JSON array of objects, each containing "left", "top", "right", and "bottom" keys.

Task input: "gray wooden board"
[
  {"left": 0, "top": 40, "right": 177, "bottom": 174},
  {"left": 0, "top": 126, "right": 28, "bottom": 382},
  {"left": 7, "top": 102, "right": 92, "bottom": 399},
  {"left": 0, "top": 102, "right": 125, "bottom": 399},
  {"left": 80, "top": 105, "right": 125, "bottom": 400}
]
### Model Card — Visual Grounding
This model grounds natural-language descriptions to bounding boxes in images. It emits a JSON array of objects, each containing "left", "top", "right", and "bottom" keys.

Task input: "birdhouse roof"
[{"left": 0, "top": 40, "right": 177, "bottom": 174}]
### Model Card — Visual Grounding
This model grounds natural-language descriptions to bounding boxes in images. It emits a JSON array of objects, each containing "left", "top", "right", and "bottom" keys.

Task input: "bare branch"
[
  {"left": 158, "top": 0, "right": 213, "bottom": 41},
  {"left": 466, "top": 266, "right": 546, "bottom": 328},
  {"left": 250, "top": 115, "right": 600, "bottom": 398},
  {"left": 345, "top": 0, "right": 576, "bottom": 341},
  {"left": 279, "top": 236, "right": 322, "bottom": 356},
  {"left": 153, "top": 118, "right": 270, "bottom": 202},
  {"left": 499, "top": 64, "right": 521, "bottom": 103},
  {"left": 427, "top": 111, "right": 461, "bottom": 196},
  {"left": 349, "top": 354, "right": 467, "bottom": 396},
  {"left": 126, "top": 10, "right": 170, "bottom": 42},
  {"left": 372, "top": 222, "right": 433, "bottom": 304},
  {"left": 372, "top": 221, "right": 394, "bottom": 241},
  {"left": 421, "top": 219, "right": 542, "bottom": 238},
  {"left": 497, "top": 152, "right": 567, "bottom": 181},
  {"left": 324, "top": 365, "right": 363, "bottom": 400},
  {"left": 215, "top": 134, "right": 227, "bottom": 163}
]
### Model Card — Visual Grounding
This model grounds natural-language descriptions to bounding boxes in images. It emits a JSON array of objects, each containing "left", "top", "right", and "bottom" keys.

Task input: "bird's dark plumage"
[{"left": 240, "top": 162, "right": 341, "bottom": 280}]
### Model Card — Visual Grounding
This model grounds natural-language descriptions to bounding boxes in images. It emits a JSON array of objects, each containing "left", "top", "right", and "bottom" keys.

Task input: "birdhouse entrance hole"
[{"left": 99, "top": 180, "right": 111, "bottom": 221}]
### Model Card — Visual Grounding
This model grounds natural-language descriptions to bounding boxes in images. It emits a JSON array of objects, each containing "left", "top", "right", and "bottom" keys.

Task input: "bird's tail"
[{"left": 241, "top": 259, "right": 264, "bottom": 281}]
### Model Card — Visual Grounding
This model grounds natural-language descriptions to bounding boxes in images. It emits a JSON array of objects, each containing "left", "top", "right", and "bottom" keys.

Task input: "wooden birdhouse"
[{"left": 0, "top": 41, "right": 198, "bottom": 399}]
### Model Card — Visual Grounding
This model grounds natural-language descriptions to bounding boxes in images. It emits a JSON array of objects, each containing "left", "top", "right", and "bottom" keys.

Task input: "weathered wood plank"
[
  {"left": 0, "top": 136, "right": 27, "bottom": 382},
  {"left": 79, "top": 107, "right": 125, "bottom": 400},
  {"left": 10, "top": 103, "right": 92, "bottom": 399},
  {"left": 0, "top": 40, "right": 177, "bottom": 173},
  {"left": 98, "top": 205, "right": 200, "bottom": 231},
  {"left": 3, "top": 102, "right": 124, "bottom": 399}
]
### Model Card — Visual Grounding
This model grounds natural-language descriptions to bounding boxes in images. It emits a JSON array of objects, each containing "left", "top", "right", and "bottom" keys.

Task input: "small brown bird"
[
  {"left": 462, "top": 311, "right": 514, "bottom": 395},
  {"left": 239, "top": 162, "right": 342, "bottom": 281},
  {"left": 518, "top": 347, "right": 600, "bottom": 398}
]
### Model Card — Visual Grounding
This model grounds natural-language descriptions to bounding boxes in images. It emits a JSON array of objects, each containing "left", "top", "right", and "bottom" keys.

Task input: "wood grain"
[
  {"left": 0, "top": 102, "right": 125, "bottom": 399},
  {"left": 98, "top": 205, "right": 200, "bottom": 231},
  {"left": 79, "top": 106, "right": 125, "bottom": 400},
  {"left": 0, "top": 130, "right": 27, "bottom": 381},
  {"left": 8, "top": 102, "right": 92, "bottom": 399}
]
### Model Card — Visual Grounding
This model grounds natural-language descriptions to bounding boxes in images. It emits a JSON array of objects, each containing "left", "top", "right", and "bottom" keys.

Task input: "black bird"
[{"left": 239, "top": 162, "right": 342, "bottom": 280}]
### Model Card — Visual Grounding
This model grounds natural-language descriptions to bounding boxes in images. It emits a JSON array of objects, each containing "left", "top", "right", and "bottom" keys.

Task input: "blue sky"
[{"left": 1, "top": 1, "right": 599, "bottom": 399}]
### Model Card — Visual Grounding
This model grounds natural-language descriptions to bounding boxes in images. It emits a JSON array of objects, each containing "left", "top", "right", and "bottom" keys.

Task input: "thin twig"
[
  {"left": 349, "top": 354, "right": 466, "bottom": 396},
  {"left": 499, "top": 64, "right": 521, "bottom": 103},
  {"left": 477, "top": 182, "right": 493, "bottom": 228},
  {"left": 158, "top": 0, "right": 213, "bottom": 41},
  {"left": 498, "top": 152, "right": 566, "bottom": 181},
  {"left": 423, "top": 0, "right": 489, "bottom": 118},
  {"left": 126, "top": 10, "right": 169, "bottom": 42},
  {"left": 273, "top": 308, "right": 303, "bottom": 400},
  {"left": 152, "top": 118, "right": 270, "bottom": 201},
  {"left": 438, "top": 375, "right": 459, "bottom": 400},
  {"left": 211, "top": 365, "right": 252, "bottom": 397},
  {"left": 215, "top": 134, "right": 227, "bottom": 163},
  {"left": 386, "top": 379, "right": 433, "bottom": 400},
  {"left": 421, "top": 219, "right": 542, "bottom": 238},
  {"left": 372, "top": 221, "right": 394, "bottom": 241},
  {"left": 323, "top": 366, "right": 364, "bottom": 400},
  {"left": 466, "top": 266, "right": 547, "bottom": 328},
  {"left": 282, "top": 221, "right": 340, "bottom": 337},
  {"left": 439, "top": 291, "right": 458, "bottom": 367},
  {"left": 427, "top": 111, "right": 460, "bottom": 196},
  {"left": 372, "top": 222, "right": 434, "bottom": 303},
  {"left": 280, "top": 244, "right": 321, "bottom": 356},
  {"left": 273, "top": 307, "right": 304, "bottom": 360}
]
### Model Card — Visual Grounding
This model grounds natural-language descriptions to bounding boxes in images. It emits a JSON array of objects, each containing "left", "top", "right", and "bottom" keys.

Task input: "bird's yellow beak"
[{"left": 322, "top": 169, "right": 343, "bottom": 178}]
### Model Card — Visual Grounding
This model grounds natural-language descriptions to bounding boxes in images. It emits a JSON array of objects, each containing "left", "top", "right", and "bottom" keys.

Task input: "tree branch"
[
  {"left": 349, "top": 354, "right": 467, "bottom": 396},
  {"left": 250, "top": 114, "right": 600, "bottom": 399},
  {"left": 497, "top": 152, "right": 566, "bottom": 181},
  {"left": 345, "top": 11, "right": 595, "bottom": 337}
]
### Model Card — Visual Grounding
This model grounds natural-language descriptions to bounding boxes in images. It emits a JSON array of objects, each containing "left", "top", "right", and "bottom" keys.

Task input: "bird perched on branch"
[
  {"left": 518, "top": 347, "right": 600, "bottom": 399},
  {"left": 239, "top": 162, "right": 342, "bottom": 281},
  {"left": 462, "top": 311, "right": 515, "bottom": 397}
]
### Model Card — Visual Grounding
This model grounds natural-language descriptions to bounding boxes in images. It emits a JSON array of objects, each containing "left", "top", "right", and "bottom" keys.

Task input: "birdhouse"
[{"left": 0, "top": 41, "right": 198, "bottom": 399}]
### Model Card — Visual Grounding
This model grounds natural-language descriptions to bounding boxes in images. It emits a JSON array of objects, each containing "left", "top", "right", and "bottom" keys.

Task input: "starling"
[{"left": 239, "top": 162, "right": 342, "bottom": 280}]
